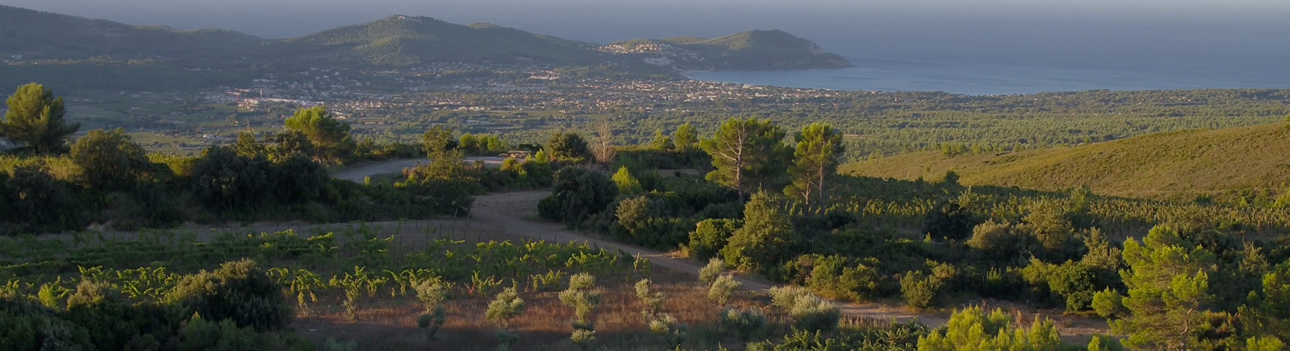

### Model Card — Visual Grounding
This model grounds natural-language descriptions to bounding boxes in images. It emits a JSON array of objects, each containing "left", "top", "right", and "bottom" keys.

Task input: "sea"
[{"left": 685, "top": 39, "right": 1290, "bottom": 96}]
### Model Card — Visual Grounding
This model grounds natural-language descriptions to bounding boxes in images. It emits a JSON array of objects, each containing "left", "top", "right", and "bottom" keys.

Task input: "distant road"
[{"left": 332, "top": 157, "right": 504, "bottom": 182}]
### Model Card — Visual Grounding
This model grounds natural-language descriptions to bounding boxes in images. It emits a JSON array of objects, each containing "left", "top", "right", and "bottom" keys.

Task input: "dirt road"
[
  {"left": 469, "top": 190, "right": 948, "bottom": 325},
  {"left": 326, "top": 160, "right": 1107, "bottom": 338},
  {"left": 468, "top": 191, "right": 1116, "bottom": 341}
]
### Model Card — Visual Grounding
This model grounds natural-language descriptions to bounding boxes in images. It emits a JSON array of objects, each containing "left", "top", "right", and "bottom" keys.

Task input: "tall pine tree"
[
  {"left": 1092, "top": 225, "right": 1218, "bottom": 350},
  {"left": 701, "top": 118, "right": 789, "bottom": 202},
  {"left": 786, "top": 123, "right": 844, "bottom": 208},
  {"left": 673, "top": 123, "right": 698, "bottom": 153},
  {"left": 0, "top": 83, "right": 80, "bottom": 154}
]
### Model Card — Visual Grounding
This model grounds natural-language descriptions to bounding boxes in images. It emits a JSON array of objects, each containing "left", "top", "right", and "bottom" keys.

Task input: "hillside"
[
  {"left": 0, "top": 5, "right": 263, "bottom": 64},
  {"left": 279, "top": 16, "right": 603, "bottom": 66},
  {"left": 840, "top": 123, "right": 1290, "bottom": 200},
  {"left": 0, "top": 5, "right": 851, "bottom": 90},
  {"left": 602, "top": 30, "right": 853, "bottom": 70}
]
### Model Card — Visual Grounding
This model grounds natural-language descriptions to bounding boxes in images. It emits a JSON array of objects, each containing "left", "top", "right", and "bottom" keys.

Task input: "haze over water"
[{"left": 10, "top": 0, "right": 1290, "bottom": 95}]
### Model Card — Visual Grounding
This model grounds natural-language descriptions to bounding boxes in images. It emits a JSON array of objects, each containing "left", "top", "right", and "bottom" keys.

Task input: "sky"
[{"left": 3, "top": 0, "right": 1287, "bottom": 46}]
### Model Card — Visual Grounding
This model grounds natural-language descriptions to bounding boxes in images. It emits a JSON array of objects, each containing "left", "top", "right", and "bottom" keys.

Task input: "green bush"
[
  {"left": 179, "top": 314, "right": 314, "bottom": 351},
  {"left": 708, "top": 275, "right": 741, "bottom": 307},
  {"left": 71, "top": 128, "right": 158, "bottom": 191},
  {"left": 539, "top": 167, "right": 618, "bottom": 226},
  {"left": 689, "top": 219, "right": 741, "bottom": 260},
  {"left": 722, "top": 192, "right": 802, "bottom": 272},
  {"left": 900, "top": 272, "right": 943, "bottom": 310},
  {"left": 167, "top": 260, "right": 293, "bottom": 332},
  {"left": 966, "top": 220, "right": 1032, "bottom": 261},
  {"left": 922, "top": 200, "right": 979, "bottom": 241},
  {"left": 720, "top": 307, "right": 768, "bottom": 342},
  {"left": 0, "top": 299, "right": 93, "bottom": 351},
  {"left": 1021, "top": 259, "right": 1101, "bottom": 312},
  {"left": 789, "top": 294, "right": 841, "bottom": 332},
  {"left": 916, "top": 306, "right": 1061, "bottom": 351},
  {"left": 546, "top": 131, "right": 591, "bottom": 161},
  {"left": 0, "top": 166, "right": 88, "bottom": 235},
  {"left": 807, "top": 255, "right": 886, "bottom": 302}
]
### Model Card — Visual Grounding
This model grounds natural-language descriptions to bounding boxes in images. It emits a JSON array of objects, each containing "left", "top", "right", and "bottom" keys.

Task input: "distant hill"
[
  {"left": 0, "top": 5, "right": 850, "bottom": 90},
  {"left": 840, "top": 123, "right": 1290, "bottom": 200},
  {"left": 279, "top": 16, "right": 604, "bottom": 66},
  {"left": 603, "top": 30, "right": 853, "bottom": 71},
  {"left": 0, "top": 5, "right": 263, "bottom": 64}
]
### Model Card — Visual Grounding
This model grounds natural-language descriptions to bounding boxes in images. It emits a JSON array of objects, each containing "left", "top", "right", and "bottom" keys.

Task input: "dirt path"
[
  {"left": 469, "top": 191, "right": 950, "bottom": 326},
  {"left": 468, "top": 190, "right": 1116, "bottom": 342},
  {"left": 289, "top": 159, "right": 1104, "bottom": 340}
]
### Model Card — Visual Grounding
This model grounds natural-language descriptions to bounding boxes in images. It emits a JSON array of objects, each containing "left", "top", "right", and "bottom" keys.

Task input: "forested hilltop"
[{"left": 0, "top": 5, "right": 849, "bottom": 90}]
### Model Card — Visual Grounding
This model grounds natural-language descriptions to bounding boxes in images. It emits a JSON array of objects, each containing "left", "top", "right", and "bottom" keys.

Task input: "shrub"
[
  {"left": 767, "top": 286, "right": 840, "bottom": 332},
  {"left": 571, "top": 328, "right": 596, "bottom": 351},
  {"left": 648, "top": 314, "right": 688, "bottom": 348},
  {"left": 922, "top": 200, "right": 979, "bottom": 241},
  {"left": 635, "top": 279, "right": 665, "bottom": 318},
  {"left": 720, "top": 308, "right": 768, "bottom": 343},
  {"left": 413, "top": 277, "right": 450, "bottom": 340},
  {"left": 807, "top": 255, "right": 885, "bottom": 302},
  {"left": 486, "top": 287, "right": 525, "bottom": 329},
  {"left": 539, "top": 167, "right": 618, "bottom": 226},
  {"left": 769, "top": 285, "right": 813, "bottom": 311},
  {"left": 613, "top": 195, "right": 688, "bottom": 248},
  {"left": 71, "top": 128, "right": 157, "bottom": 191},
  {"left": 546, "top": 131, "right": 591, "bottom": 161},
  {"left": 723, "top": 192, "right": 802, "bottom": 272},
  {"left": 966, "top": 220, "right": 1031, "bottom": 261},
  {"left": 708, "top": 275, "right": 741, "bottom": 307},
  {"left": 189, "top": 147, "right": 273, "bottom": 211},
  {"left": 612, "top": 166, "right": 643, "bottom": 195},
  {"left": 0, "top": 166, "right": 87, "bottom": 235},
  {"left": 559, "top": 273, "right": 602, "bottom": 329},
  {"left": 900, "top": 272, "right": 943, "bottom": 310},
  {"left": 789, "top": 295, "right": 841, "bottom": 332},
  {"left": 167, "top": 260, "right": 293, "bottom": 332},
  {"left": 699, "top": 258, "right": 725, "bottom": 286},
  {"left": 417, "top": 311, "right": 447, "bottom": 341},
  {"left": 917, "top": 306, "right": 1061, "bottom": 351},
  {"left": 0, "top": 298, "right": 93, "bottom": 351},
  {"left": 413, "top": 277, "right": 450, "bottom": 314},
  {"left": 689, "top": 219, "right": 741, "bottom": 260}
]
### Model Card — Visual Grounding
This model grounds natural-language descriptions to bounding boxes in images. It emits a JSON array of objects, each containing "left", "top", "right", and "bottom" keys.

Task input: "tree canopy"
[
  {"left": 283, "top": 106, "right": 354, "bottom": 163},
  {"left": 1, "top": 83, "right": 80, "bottom": 154},
  {"left": 701, "top": 118, "right": 789, "bottom": 202}
]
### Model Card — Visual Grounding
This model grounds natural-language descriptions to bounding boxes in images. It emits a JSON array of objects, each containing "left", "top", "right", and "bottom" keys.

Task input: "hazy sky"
[{"left": 4, "top": 0, "right": 1287, "bottom": 45}]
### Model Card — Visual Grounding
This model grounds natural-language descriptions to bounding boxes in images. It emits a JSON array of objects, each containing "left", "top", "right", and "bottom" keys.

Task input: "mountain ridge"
[{"left": 0, "top": 6, "right": 849, "bottom": 71}]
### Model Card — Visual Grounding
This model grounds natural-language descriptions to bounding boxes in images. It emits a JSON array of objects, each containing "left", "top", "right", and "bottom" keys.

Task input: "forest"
[{"left": 3, "top": 82, "right": 1290, "bottom": 351}]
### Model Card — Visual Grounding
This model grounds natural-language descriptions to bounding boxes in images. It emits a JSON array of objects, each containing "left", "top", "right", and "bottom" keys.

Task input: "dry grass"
[{"left": 841, "top": 123, "right": 1290, "bottom": 201}]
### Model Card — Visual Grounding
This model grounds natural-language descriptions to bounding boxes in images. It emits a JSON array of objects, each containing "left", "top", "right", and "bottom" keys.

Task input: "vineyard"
[{"left": 0, "top": 222, "right": 942, "bottom": 351}]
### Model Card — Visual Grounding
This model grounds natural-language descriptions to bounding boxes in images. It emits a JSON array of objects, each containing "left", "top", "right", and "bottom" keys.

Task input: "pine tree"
[
  {"left": 612, "top": 166, "right": 642, "bottom": 195},
  {"left": 785, "top": 123, "right": 844, "bottom": 208},
  {"left": 721, "top": 192, "right": 799, "bottom": 272},
  {"left": 1092, "top": 225, "right": 1218, "bottom": 350},
  {"left": 673, "top": 123, "right": 698, "bottom": 153},
  {"left": 651, "top": 129, "right": 674, "bottom": 151},
  {"left": 701, "top": 118, "right": 789, "bottom": 202},
  {"left": 284, "top": 106, "right": 354, "bottom": 163},
  {"left": 0, "top": 83, "right": 80, "bottom": 154}
]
